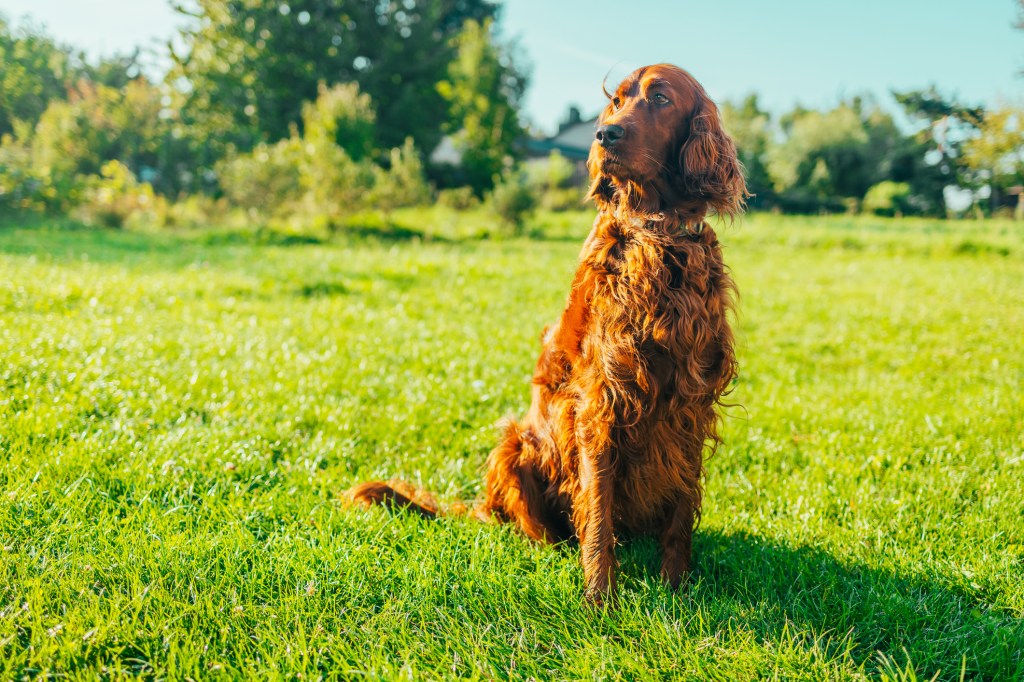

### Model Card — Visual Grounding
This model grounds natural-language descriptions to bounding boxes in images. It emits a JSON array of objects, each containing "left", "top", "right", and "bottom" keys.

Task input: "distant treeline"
[
  {"left": 720, "top": 91, "right": 1016, "bottom": 218},
  {"left": 1, "top": 1, "right": 1020, "bottom": 229}
]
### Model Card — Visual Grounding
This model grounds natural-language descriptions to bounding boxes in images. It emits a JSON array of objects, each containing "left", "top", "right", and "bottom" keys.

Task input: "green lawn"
[{"left": 1, "top": 211, "right": 1022, "bottom": 680}]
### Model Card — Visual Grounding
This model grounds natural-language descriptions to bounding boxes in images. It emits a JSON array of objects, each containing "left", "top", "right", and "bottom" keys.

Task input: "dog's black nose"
[{"left": 596, "top": 124, "right": 624, "bottom": 147}]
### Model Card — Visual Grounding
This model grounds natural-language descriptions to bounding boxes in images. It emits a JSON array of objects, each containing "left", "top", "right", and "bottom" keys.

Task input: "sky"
[{"left": 1, "top": 0, "right": 1020, "bottom": 134}]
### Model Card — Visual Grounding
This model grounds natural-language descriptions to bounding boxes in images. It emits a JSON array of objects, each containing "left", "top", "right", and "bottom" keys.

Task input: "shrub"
[
  {"left": 487, "top": 167, "right": 537, "bottom": 234},
  {"left": 370, "top": 138, "right": 433, "bottom": 213},
  {"left": 0, "top": 131, "right": 51, "bottom": 212},
  {"left": 298, "top": 132, "right": 376, "bottom": 227},
  {"left": 163, "top": 194, "right": 230, "bottom": 229},
  {"left": 74, "top": 160, "right": 162, "bottom": 229},
  {"left": 216, "top": 137, "right": 305, "bottom": 221},
  {"left": 863, "top": 181, "right": 912, "bottom": 216},
  {"left": 437, "top": 187, "right": 479, "bottom": 210},
  {"left": 301, "top": 82, "right": 376, "bottom": 162},
  {"left": 525, "top": 151, "right": 583, "bottom": 211},
  {"left": 31, "top": 79, "right": 164, "bottom": 184},
  {"left": 215, "top": 85, "right": 432, "bottom": 229}
]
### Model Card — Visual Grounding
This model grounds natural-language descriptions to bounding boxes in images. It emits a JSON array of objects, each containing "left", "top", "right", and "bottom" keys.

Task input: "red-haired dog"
[{"left": 353, "top": 64, "right": 746, "bottom": 602}]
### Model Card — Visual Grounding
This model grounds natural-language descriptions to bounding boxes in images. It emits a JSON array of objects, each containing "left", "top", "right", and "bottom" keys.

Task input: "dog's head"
[{"left": 587, "top": 63, "right": 746, "bottom": 220}]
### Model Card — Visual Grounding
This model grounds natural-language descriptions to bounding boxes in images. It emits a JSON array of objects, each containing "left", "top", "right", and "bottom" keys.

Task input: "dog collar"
[{"left": 614, "top": 208, "right": 704, "bottom": 235}]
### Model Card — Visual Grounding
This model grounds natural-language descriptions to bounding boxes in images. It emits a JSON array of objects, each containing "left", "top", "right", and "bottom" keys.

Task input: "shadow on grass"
[
  {"left": 616, "top": 529, "right": 1022, "bottom": 679},
  {"left": 0, "top": 217, "right": 189, "bottom": 261},
  {"left": 340, "top": 220, "right": 452, "bottom": 243}
]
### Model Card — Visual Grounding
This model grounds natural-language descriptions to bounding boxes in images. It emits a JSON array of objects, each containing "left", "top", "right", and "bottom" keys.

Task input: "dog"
[{"left": 352, "top": 64, "right": 746, "bottom": 603}]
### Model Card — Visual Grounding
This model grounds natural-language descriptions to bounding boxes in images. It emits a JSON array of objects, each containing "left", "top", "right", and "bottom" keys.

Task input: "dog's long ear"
[
  {"left": 586, "top": 141, "right": 615, "bottom": 211},
  {"left": 678, "top": 95, "right": 747, "bottom": 218}
]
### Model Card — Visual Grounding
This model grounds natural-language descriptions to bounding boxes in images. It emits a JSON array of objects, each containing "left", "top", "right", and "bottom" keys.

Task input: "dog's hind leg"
[{"left": 480, "top": 421, "right": 566, "bottom": 544}]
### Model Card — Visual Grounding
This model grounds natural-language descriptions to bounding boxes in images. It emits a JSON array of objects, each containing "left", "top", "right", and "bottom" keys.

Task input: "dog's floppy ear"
[
  {"left": 677, "top": 95, "right": 747, "bottom": 218},
  {"left": 586, "top": 143, "right": 615, "bottom": 210}
]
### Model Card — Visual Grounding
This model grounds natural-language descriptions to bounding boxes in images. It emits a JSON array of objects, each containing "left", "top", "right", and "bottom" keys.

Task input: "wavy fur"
[{"left": 352, "top": 64, "right": 746, "bottom": 603}]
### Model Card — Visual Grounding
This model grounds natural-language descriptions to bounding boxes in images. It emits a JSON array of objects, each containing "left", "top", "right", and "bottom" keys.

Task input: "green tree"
[
  {"left": 216, "top": 81, "right": 430, "bottom": 224},
  {"left": 764, "top": 99, "right": 918, "bottom": 213},
  {"left": 893, "top": 87, "right": 984, "bottom": 213},
  {"left": 0, "top": 15, "right": 72, "bottom": 138},
  {"left": 437, "top": 18, "right": 527, "bottom": 195},
  {"left": 0, "top": 15, "right": 144, "bottom": 139},
  {"left": 721, "top": 94, "right": 774, "bottom": 208},
  {"left": 962, "top": 103, "right": 1024, "bottom": 214},
  {"left": 169, "top": 0, "right": 501, "bottom": 165},
  {"left": 766, "top": 103, "right": 870, "bottom": 211},
  {"left": 31, "top": 79, "right": 164, "bottom": 182},
  {"left": 301, "top": 82, "right": 376, "bottom": 162}
]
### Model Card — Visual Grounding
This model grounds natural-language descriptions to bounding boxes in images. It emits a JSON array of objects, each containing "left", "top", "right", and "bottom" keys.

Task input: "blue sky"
[{"left": 2, "top": 0, "right": 1020, "bottom": 133}]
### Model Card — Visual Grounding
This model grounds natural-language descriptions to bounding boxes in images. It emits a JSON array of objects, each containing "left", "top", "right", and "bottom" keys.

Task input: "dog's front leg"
[
  {"left": 575, "top": 430, "right": 616, "bottom": 603},
  {"left": 659, "top": 493, "right": 698, "bottom": 589}
]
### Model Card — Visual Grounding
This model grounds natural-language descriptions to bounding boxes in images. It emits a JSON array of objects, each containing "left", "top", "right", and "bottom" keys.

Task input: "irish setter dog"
[{"left": 352, "top": 64, "right": 746, "bottom": 603}]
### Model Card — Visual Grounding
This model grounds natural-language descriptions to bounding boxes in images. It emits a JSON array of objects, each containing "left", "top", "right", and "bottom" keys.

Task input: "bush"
[
  {"left": 0, "top": 131, "right": 51, "bottom": 212},
  {"left": 370, "top": 138, "right": 433, "bottom": 213},
  {"left": 524, "top": 151, "right": 582, "bottom": 211},
  {"left": 162, "top": 194, "right": 230, "bottom": 229},
  {"left": 487, "top": 167, "right": 537, "bottom": 234},
  {"left": 301, "top": 82, "right": 376, "bottom": 162},
  {"left": 298, "top": 132, "right": 376, "bottom": 227},
  {"left": 31, "top": 80, "right": 165, "bottom": 184},
  {"left": 2, "top": 77, "right": 190, "bottom": 216},
  {"left": 74, "top": 160, "right": 162, "bottom": 229},
  {"left": 215, "top": 84, "right": 432, "bottom": 229},
  {"left": 216, "top": 137, "right": 305, "bottom": 221},
  {"left": 863, "top": 181, "right": 912, "bottom": 216},
  {"left": 541, "top": 187, "right": 584, "bottom": 212},
  {"left": 437, "top": 187, "right": 479, "bottom": 210}
]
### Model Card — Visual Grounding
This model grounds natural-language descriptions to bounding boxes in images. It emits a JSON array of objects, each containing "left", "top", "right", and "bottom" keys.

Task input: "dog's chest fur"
[{"left": 572, "top": 216, "right": 727, "bottom": 527}]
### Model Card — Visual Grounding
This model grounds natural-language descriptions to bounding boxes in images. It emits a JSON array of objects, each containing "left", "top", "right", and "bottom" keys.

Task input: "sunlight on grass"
[{"left": 0, "top": 213, "right": 1021, "bottom": 679}]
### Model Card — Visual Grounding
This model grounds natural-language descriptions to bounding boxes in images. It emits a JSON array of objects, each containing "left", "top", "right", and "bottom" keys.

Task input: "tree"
[
  {"left": 301, "top": 81, "right": 376, "bottom": 162},
  {"left": 893, "top": 87, "right": 984, "bottom": 213},
  {"left": 436, "top": 18, "right": 527, "bottom": 195},
  {"left": 215, "top": 81, "right": 431, "bottom": 224},
  {"left": 766, "top": 103, "right": 870, "bottom": 211},
  {"left": 0, "top": 15, "right": 72, "bottom": 138},
  {"left": 168, "top": 0, "right": 501, "bottom": 165},
  {"left": 721, "top": 94, "right": 774, "bottom": 208},
  {"left": 962, "top": 103, "right": 1024, "bottom": 214},
  {"left": 31, "top": 79, "right": 165, "bottom": 181},
  {"left": 0, "top": 15, "right": 144, "bottom": 139}
]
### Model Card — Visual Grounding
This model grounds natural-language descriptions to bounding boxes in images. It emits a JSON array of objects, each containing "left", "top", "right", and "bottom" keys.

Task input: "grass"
[{"left": 0, "top": 210, "right": 1022, "bottom": 680}]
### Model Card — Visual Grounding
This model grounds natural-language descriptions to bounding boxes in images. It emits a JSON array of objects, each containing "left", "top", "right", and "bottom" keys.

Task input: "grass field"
[{"left": 1, "top": 210, "right": 1022, "bottom": 680}]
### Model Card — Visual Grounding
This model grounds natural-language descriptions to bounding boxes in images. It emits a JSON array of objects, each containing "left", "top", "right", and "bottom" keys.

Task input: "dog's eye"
[
  {"left": 652, "top": 93, "right": 670, "bottom": 105},
  {"left": 612, "top": 97, "right": 621, "bottom": 111}
]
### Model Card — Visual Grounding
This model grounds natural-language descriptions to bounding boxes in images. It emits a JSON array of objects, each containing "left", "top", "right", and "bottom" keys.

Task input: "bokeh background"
[
  {"left": 1, "top": 2, "right": 1023, "bottom": 680},
  {"left": 1, "top": 0, "right": 1021, "bottom": 225}
]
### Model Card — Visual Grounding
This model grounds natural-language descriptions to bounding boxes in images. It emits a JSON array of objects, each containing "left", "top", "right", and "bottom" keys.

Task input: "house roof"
[{"left": 527, "top": 117, "right": 597, "bottom": 161}]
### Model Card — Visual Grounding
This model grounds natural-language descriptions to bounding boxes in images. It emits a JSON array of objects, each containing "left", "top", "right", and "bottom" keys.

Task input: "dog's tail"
[{"left": 348, "top": 479, "right": 487, "bottom": 521}]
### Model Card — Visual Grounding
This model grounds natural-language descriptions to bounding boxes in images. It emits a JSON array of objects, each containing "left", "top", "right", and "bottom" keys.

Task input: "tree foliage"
[
  {"left": 721, "top": 95, "right": 774, "bottom": 207},
  {"left": 0, "top": 15, "right": 72, "bottom": 139},
  {"left": 2, "top": 3, "right": 1018, "bottom": 222},
  {"left": 215, "top": 82, "right": 430, "bottom": 226},
  {"left": 437, "top": 18, "right": 527, "bottom": 195},
  {"left": 169, "top": 0, "right": 501, "bottom": 163},
  {"left": 31, "top": 80, "right": 164, "bottom": 181},
  {"left": 893, "top": 88, "right": 983, "bottom": 184},
  {"left": 765, "top": 104, "right": 870, "bottom": 210},
  {"left": 962, "top": 103, "right": 1024, "bottom": 193},
  {"left": 0, "top": 15, "right": 143, "bottom": 139}
]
